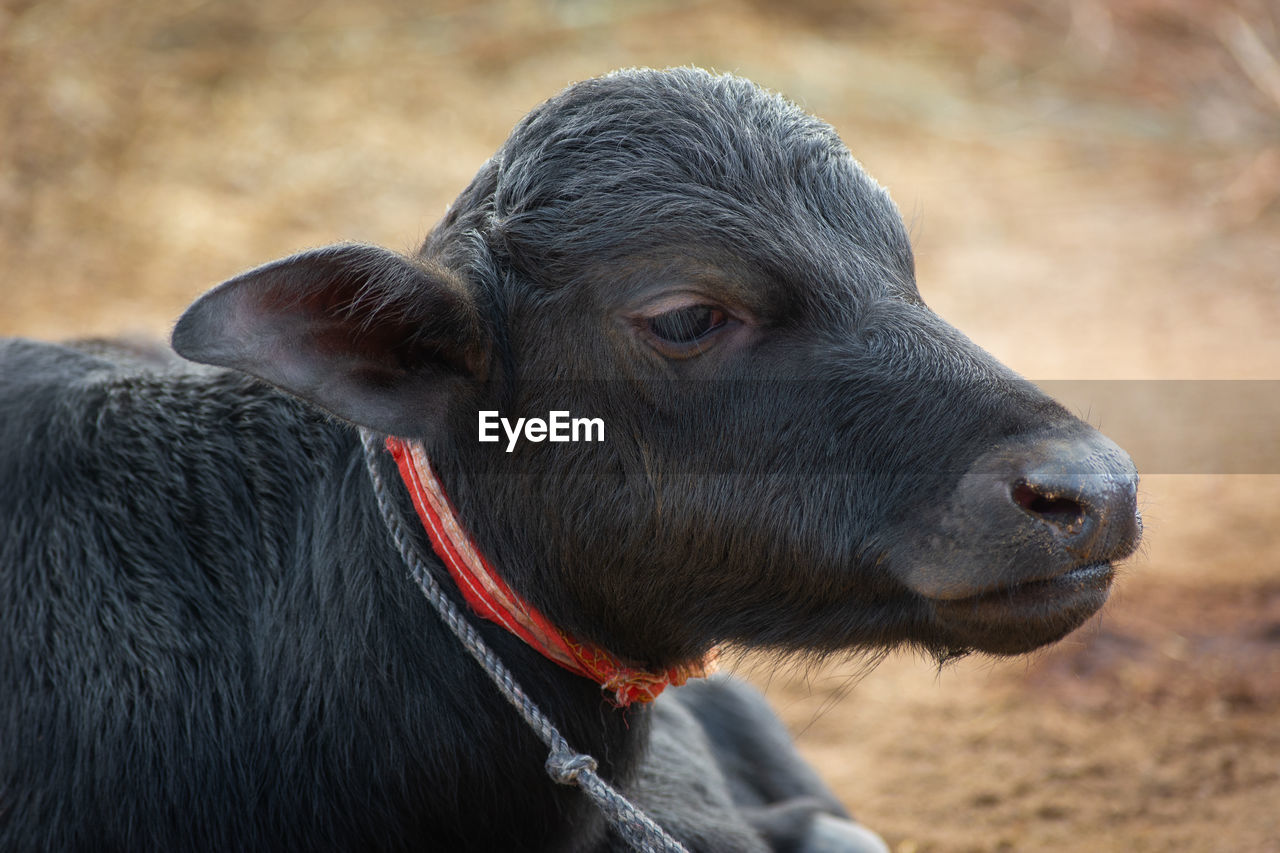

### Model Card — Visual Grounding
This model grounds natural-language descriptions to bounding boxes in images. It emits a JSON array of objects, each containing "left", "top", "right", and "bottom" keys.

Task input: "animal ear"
[{"left": 172, "top": 243, "right": 487, "bottom": 438}]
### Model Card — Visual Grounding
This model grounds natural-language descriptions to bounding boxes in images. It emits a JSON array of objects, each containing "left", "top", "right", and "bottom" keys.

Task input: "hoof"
[{"left": 800, "top": 814, "right": 892, "bottom": 853}]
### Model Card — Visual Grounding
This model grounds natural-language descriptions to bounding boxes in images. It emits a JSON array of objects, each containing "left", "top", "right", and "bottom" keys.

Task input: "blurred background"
[{"left": 2, "top": 1, "right": 1278, "bottom": 849}]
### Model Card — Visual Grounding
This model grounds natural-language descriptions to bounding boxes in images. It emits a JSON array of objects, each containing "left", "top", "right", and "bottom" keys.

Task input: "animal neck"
[{"left": 384, "top": 436, "right": 715, "bottom": 707}]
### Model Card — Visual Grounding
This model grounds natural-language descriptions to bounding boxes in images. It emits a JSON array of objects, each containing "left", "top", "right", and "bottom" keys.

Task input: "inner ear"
[{"left": 172, "top": 243, "right": 488, "bottom": 438}]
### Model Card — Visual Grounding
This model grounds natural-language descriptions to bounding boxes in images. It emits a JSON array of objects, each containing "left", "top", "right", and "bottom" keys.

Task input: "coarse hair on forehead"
[
  {"left": 494, "top": 67, "right": 845, "bottom": 210},
  {"left": 486, "top": 66, "right": 913, "bottom": 292}
]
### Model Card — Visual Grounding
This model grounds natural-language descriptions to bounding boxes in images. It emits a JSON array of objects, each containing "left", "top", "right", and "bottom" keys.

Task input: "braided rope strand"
[{"left": 359, "top": 429, "right": 688, "bottom": 853}]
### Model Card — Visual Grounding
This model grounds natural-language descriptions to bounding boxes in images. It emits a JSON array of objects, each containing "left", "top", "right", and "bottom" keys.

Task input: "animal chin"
[{"left": 928, "top": 561, "right": 1115, "bottom": 655}]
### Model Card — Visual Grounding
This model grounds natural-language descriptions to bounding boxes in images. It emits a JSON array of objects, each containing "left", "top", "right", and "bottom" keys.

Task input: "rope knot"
[
  {"left": 361, "top": 428, "right": 688, "bottom": 852},
  {"left": 546, "top": 744, "right": 599, "bottom": 785}
]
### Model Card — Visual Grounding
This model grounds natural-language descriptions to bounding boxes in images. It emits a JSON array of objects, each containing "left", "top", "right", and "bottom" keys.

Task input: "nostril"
[{"left": 1011, "top": 481, "right": 1087, "bottom": 531}]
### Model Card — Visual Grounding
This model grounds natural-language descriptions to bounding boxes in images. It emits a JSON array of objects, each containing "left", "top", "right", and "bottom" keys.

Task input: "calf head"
[{"left": 174, "top": 68, "right": 1141, "bottom": 672}]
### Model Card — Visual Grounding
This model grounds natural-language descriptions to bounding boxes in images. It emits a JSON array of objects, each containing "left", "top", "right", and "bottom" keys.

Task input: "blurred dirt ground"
[{"left": 3, "top": 1, "right": 1279, "bottom": 850}]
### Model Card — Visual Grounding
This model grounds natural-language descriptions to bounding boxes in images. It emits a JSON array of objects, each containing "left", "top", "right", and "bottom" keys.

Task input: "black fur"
[
  {"left": 0, "top": 339, "right": 629, "bottom": 850},
  {"left": 1, "top": 68, "right": 1140, "bottom": 850}
]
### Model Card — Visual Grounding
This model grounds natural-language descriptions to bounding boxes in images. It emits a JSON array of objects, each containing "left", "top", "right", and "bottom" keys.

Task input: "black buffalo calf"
[{"left": 0, "top": 67, "right": 1140, "bottom": 851}]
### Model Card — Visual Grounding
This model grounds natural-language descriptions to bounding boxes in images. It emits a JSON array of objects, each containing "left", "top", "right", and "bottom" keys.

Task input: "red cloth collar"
[{"left": 385, "top": 437, "right": 715, "bottom": 706}]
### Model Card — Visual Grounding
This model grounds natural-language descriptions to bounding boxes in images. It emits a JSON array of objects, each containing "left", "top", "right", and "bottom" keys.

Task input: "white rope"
[{"left": 359, "top": 428, "right": 688, "bottom": 853}]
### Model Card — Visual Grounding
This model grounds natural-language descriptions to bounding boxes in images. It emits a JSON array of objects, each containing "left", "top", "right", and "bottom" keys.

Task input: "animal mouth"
[{"left": 929, "top": 562, "right": 1114, "bottom": 655}]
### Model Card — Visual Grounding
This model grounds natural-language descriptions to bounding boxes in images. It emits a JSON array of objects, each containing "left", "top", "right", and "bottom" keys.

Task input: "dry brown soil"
[{"left": 3, "top": 1, "right": 1279, "bottom": 850}]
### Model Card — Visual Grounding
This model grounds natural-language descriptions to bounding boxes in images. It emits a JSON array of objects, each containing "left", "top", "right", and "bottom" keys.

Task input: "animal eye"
[{"left": 646, "top": 305, "right": 727, "bottom": 345}]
